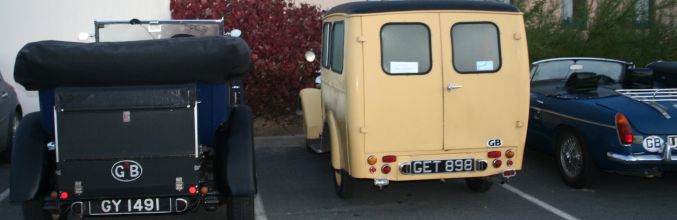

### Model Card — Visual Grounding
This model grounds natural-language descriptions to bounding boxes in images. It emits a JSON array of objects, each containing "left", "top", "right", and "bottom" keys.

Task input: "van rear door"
[
  {"left": 439, "top": 14, "right": 528, "bottom": 150},
  {"left": 362, "top": 14, "right": 444, "bottom": 152}
]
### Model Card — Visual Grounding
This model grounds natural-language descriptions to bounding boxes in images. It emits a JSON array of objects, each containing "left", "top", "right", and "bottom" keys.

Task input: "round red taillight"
[
  {"left": 369, "top": 166, "right": 377, "bottom": 173},
  {"left": 507, "top": 160, "right": 514, "bottom": 166},
  {"left": 382, "top": 165, "right": 391, "bottom": 174},
  {"left": 188, "top": 186, "right": 198, "bottom": 195},
  {"left": 493, "top": 159, "right": 502, "bottom": 168},
  {"left": 60, "top": 191, "right": 69, "bottom": 200}
]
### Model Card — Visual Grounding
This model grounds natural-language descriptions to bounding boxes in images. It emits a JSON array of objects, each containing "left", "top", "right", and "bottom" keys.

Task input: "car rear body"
[
  {"left": 10, "top": 19, "right": 257, "bottom": 218},
  {"left": 528, "top": 58, "right": 677, "bottom": 177},
  {"left": 307, "top": 1, "right": 530, "bottom": 185}
]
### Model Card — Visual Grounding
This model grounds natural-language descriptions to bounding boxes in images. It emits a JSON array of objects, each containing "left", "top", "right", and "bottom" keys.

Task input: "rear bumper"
[
  {"left": 351, "top": 148, "right": 523, "bottom": 181},
  {"left": 607, "top": 149, "right": 677, "bottom": 164}
]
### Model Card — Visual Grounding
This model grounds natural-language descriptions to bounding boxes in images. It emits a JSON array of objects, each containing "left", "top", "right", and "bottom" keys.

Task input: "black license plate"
[
  {"left": 89, "top": 198, "right": 171, "bottom": 215},
  {"left": 404, "top": 158, "right": 474, "bottom": 174}
]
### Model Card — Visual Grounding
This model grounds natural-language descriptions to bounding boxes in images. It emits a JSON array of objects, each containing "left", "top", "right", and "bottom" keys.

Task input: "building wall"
[{"left": 0, "top": 0, "right": 170, "bottom": 115}]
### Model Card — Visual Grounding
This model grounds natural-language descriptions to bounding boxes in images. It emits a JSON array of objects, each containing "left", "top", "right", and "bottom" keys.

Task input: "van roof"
[{"left": 326, "top": 0, "right": 520, "bottom": 16}]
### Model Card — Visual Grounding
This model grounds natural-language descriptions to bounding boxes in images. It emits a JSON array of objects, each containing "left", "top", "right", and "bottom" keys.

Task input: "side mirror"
[
  {"left": 228, "top": 29, "right": 242, "bottom": 38},
  {"left": 624, "top": 68, "right": 653, "bottom": 89},
  {"left": 305, "top": 51, "right": 316, "bottom": 63},
  {"left": 78, "top": 32, "right": 92, "bottom": 41}
]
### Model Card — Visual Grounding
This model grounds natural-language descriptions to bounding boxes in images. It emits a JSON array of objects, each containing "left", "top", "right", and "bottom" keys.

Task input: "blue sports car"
[{"left": 527, "top": 58, "right": 677, "bottom": 188}]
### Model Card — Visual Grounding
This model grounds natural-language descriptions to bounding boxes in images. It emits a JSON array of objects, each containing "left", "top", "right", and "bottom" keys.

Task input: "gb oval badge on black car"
[{"left": 111, "top": 160, "right": 143, "bottom": 182}]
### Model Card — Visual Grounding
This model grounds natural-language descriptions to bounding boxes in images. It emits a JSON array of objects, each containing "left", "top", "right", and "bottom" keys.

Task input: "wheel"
[
  {"left": 227, "top": 196, "right": 254, "bottom": 220},
  {"left": 324, "top": 125, "right": 353, "bottom": 199},
  {"left": 22, "top": 199, "right": 51, "bottom": 220},
  {"left": 333, "top": 169, "right": 354, "bottom": 199},
  {"left": 555, "top": 130, "right": 594, "bottom": 188},
  {"left": 1, "top": 110, "right": 20, "bottom": 162},
  {"left": 465, "top": 178, "right": 493, "bottom": 193}
]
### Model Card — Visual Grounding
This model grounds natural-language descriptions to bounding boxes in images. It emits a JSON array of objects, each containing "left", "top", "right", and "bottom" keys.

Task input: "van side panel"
[{"left": 322, "top": 15, "right": 351, "bottom": 172}]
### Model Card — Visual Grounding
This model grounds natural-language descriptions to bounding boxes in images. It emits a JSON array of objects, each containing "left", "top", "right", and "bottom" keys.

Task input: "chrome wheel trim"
[{"left": 560, "top": 135, "right": 583, "bottom": 178}]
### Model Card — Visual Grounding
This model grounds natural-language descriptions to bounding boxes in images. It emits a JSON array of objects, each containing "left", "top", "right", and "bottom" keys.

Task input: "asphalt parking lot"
[{"left": 1, "top": 135, "right": 676, "bottom": 220}]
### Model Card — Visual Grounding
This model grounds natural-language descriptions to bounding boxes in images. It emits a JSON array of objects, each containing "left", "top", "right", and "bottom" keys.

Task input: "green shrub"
[{"left": 516, "top": 0, "right": 676, "bottom": 66}]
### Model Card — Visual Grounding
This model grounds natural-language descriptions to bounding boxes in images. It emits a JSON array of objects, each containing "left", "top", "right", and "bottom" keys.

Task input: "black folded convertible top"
[{"left": 14, "top": 36, "right": 251, "bottom": 90}]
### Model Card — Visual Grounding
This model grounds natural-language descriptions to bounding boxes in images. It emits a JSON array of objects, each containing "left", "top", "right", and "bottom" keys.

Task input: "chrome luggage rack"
[
  {"left": 616, "top": 88, "right": 677, "bottom": 102},
  {"left": 616, "top": 88, "right": 677, "bottom": 119}
]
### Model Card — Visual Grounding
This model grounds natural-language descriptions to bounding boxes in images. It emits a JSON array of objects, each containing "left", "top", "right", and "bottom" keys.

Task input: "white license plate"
[
  {"left": 89, "top": 198, "right": 171, "bottom": 215},
  {"left": 668, "top": 135, "right": 677, "bottom": 148}
]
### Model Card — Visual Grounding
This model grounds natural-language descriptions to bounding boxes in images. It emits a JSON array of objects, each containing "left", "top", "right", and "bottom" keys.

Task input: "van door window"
[
  {"left": 331, "top": 22, "right": 345, "bottom": 73},
  {"left": 452, "top": 23, "right": 501, "bottom": 73},
  {"left": 321, "top": 23, "right": 332, "bottom": 68},
  {"left": 380, "top": 23, "right": 431, "bottom": 74}
]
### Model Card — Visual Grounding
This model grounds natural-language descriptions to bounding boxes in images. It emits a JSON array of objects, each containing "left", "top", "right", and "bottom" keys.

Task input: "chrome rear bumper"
[{"left": 607, "top": 147, "right": 677, "bottom": 164}]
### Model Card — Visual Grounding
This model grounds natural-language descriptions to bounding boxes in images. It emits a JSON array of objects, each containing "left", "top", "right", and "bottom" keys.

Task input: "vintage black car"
[
  {"left": 0, "top": 71, "right": 21, "bottom": 162},
  {"left": 10, "top": 20, "right": 256, "bottom": 219}
]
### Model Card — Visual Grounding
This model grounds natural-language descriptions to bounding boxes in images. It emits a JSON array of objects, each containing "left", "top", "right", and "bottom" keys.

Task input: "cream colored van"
[{"left": 301, "top": 1, "right": 530, "bottom": 198}]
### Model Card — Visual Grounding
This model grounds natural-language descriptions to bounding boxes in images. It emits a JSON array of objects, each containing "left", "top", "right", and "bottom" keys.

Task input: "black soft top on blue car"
[
  {"left": 326, "top": 0, "right": 519, "bottom": 15},
  {"left": 14, "top": 36, "right": 251, "bottom": 90}
]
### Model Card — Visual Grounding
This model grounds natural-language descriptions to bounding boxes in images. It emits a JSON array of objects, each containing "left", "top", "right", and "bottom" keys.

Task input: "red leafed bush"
[{"left": 171, "top": 0, "right": 323, "bottom": 120}]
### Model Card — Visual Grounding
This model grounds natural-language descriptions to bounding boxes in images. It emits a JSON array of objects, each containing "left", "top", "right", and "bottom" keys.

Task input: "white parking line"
[
  {"left": 0, "top": 188, "right": 9, "bottom": 203},
  {"left": 501, "top": 184, "right": 579, "bottom": 220},
  {"left": 255, "top": 194, "right": 268, "bottom": 220}
]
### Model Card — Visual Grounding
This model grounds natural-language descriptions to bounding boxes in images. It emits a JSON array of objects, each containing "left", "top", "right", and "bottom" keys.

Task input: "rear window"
[
  {"left": 452, "top": 23, "right": 501, "bottom": 73},
  {"left": 331, "top": 22, "right": 345, "bottom": 73},
  {"left": 532, "top": 60, "right": 625, "bottom": 82},
  {"left": 381, "top": 23, "right": 431, "bottom": 74}
]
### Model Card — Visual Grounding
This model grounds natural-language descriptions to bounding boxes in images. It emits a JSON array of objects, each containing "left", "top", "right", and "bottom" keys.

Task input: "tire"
[
  {"left": 555, "top": 130, "right": 594, "bottom": 188},
  {"left": 1, "top": 111, "right": 20, "bottom": 162},
  {"left": 21, "top": 199, "right": 51, "bottom": 220},
  {"left": 324, "top": 125, "right": 353, "bottom": 199},
  {"left": 333, "top": 169, "right": 354, "bottom": 199},
  {"left": 465, "top": 178, "right": 493, "bottom": 193},
  {"left": 227, "top": 196, "right": 254, "bottom": 220}
]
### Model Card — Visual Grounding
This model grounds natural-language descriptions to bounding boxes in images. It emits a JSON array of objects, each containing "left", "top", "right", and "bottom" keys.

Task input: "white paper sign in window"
[
  {"left": 476, "top": 61, "right": 494, "bottom": 71},
  {"left": 390, "top": 62, "right": 419, "bottom": 74}
]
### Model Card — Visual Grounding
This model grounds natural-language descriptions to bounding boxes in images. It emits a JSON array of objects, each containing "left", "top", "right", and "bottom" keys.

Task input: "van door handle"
[
  {"left": 536, "top": 99, "right": 545, "bottom": 105},
  {"left": 447, "top": 84, "right": 463, "bottom": 91},
  {"left": 1, "top": 92, "right": 8, "bottom": 98}
]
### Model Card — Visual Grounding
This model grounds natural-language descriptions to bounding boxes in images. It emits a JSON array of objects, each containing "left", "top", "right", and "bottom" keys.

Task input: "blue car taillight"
[{"left": 615, "top": 113, "right": 633, "bottom": 145}]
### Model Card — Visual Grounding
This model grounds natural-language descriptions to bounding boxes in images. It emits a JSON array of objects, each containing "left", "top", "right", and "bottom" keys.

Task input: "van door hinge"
[
  {"left": 513, "top": 33, "right": 522, "bottom": 40},
  {"left": 360, "top": 127, "right": 368, "bottom": 133},
  {"left": 357, "top": 36, "right": 366, "bottom": 43}
]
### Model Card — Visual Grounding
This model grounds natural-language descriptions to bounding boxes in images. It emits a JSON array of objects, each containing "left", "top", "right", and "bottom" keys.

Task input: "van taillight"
[
  {"left": 487, "top": 151, "right": 501, "bottom": 158},
  {"left": 382, "top": 165, "right": 391, "bottom": 174},
  {"left": 615, "top": 113, "right": 633, "bottom": 145},
  {"left": 382, "top": 155, "right": 397, "bottom": 163}
]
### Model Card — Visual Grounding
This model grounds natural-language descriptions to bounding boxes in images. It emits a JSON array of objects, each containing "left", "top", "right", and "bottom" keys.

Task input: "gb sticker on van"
[{"left": 487, "top": 139, "right": 503, "bottom": 148}]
